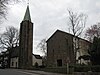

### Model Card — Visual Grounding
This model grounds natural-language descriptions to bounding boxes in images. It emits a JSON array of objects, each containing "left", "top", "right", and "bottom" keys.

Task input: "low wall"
[
  {"left": 42, "top": 67, "right": 100, "bottom": 74},
  {"left": 74, "top": 72, "right": 100, "bottom": 75},
  {"left": 42, "top": 67, "right": 74, "bottom": 74}
]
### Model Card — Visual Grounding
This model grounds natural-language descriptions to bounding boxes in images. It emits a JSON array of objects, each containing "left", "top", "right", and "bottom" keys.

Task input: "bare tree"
[
  {"left": 67, "top": 10, "right": 87, "bottom": 63},
  {"left": 0, "top": 26, "right": 19, "bottom": 51},
  {"left": 85, "top": 23, "right": 100, "bottom": 42},
  {"left": 37, "top": 39, "right": 47, "bottom": 56},
  {"left": 68, "top": 10, "right": 87, "bottom": 37},
  {"left": 0, "top": 0, "right": 21, "bottom": 21}
]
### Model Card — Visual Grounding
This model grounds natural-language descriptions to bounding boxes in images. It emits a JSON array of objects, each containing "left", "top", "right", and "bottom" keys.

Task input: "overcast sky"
[{"left": 1, "top": 0, "right": 100, "bottom": 55}]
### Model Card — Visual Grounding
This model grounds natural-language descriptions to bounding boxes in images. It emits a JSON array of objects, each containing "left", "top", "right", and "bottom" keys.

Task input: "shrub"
[
  {"left": 91, "top": 65, "right": 100, "bottom": 72},
  {"left": 73, "top": 64, "right": 100, "bottom": 72},
  {"left": 34, "top": 62, "right": 39, "bottom": 68},
  {"left": 74, "top": 65, "right": 90, "bottom": 72}
]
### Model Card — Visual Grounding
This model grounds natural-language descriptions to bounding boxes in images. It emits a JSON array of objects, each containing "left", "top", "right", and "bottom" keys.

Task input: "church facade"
[
  {"left": 47, "top": 30, "right": 74, "bottom": 67},
  {"left": 47, "top": 30, "right": 91, "bottom": 67}
]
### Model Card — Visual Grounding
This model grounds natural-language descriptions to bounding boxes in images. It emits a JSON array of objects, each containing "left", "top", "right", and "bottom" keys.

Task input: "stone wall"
[
  {"left": 19, "top": 20, "right": 33, "bottom": 69},
  {"left": 47, "top": 30, "right": 74, "bottom": 67},
  {"left": 74, "top": 72, "right": 100, "bottom": 75}
]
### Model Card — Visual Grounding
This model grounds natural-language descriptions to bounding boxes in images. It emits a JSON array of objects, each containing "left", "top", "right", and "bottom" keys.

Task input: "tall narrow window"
[
  {"left": 57, "top": 59, "right": 62, "bottom": 67},
  {"left": 16, "top": 62, "right": 17, "bottom": 68},
  {"left": 12, "top": 62, "right": 14, "bottom": 66}
]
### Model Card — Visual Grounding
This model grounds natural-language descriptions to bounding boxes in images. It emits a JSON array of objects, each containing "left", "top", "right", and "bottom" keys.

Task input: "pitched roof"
[
  {"left": 11, "top": 46, "right": 19, "bottom": 58},
  {"left": 46, "top": 29, "right": 73, "bottom": 42},
  {"left": 47, "top": 29, "right": 91, "bottom": 44},
  {"left": 23, "top": 5, "right": 31, "bottom": 21}
]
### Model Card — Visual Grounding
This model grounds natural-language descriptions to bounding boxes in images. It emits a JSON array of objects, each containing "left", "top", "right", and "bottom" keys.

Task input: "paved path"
[
  {"left": 0, "top": 69, "right": 68, "bottom": 75},
  {"left": 0, "top": 69, "right": 38, "bottom": 75},
  {"left": 18, "top": 69, "right": 67, "bottom": 75}
]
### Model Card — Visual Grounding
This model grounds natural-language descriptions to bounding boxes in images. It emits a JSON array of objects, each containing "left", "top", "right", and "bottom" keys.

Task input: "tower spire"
[
  {"left": 23, "top": 2, "right": 31, "bottom": 21},
  {"left": 27, "top": 0, "right": 29, "bottom": 6}
]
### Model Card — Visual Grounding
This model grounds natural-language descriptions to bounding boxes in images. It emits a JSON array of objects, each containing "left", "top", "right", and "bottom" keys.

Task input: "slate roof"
[
  {"left": 33, "top": 54, "right": 42, "bottom": 59},
  {"left": 23, "top": 5, "right": 31, "bottom": 21},
  {"left": 47, "top": 29, "right": 91, "bottom": 44},
  {"left": 10, "top": 46, "right": 19, "bottom": 58}
]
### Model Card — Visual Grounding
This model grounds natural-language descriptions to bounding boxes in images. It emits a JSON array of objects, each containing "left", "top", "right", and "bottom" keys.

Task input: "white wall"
[
  {"left": 10, "top": 57, "right": 18, "bottom": 68},
  {"left": 32, "top": 55, "right": 42, "bottom": 66},
  {"left": 76, "top": 38, "right": 90, "bottom": 65}
]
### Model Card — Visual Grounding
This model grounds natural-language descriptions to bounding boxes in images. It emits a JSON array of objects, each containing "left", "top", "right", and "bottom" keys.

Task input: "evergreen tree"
[{"left": 89, "top": 37, "right": 100, "bottom": 65}]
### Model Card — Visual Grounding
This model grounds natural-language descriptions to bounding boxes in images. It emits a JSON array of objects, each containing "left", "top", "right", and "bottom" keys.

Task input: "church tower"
[{"left": 19, "top": 5, "right": 33, "bottom": 69}]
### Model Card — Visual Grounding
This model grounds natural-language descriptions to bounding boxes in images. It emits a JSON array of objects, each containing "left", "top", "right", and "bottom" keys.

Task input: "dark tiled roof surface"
[
  {"left": 11, "top": 46, "right": 19, "bottom": 58},
  {"left": 33, "top": 54, "right": 42, "bottom": 59},
  {"left": 47, "top": 29, "right": 91, "bottom": 44}
]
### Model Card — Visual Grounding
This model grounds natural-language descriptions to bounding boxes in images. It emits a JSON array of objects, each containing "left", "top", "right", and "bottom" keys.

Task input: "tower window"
[
  {"left": 57, "top": 59, "right": 62, "bottom": 67},
  {"left": 12, "top": 62, "right": 14, "bottom": 66}
]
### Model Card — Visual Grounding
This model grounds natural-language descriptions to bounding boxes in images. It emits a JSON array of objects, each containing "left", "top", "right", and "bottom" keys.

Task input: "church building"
[
  {"left": 19, "top": 5, "right": 33, "bottom": 69},
  {"left": 47, "top": 30, "right": 91, "bottom": 67},
  {"left": 0, "top": 5, "right": 43, "bottom": 69}
]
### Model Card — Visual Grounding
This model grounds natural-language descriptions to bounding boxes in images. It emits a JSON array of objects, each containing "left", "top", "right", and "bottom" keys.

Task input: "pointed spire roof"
[{"left": 23, "top": 5, "right": 31, "bottom": 21}]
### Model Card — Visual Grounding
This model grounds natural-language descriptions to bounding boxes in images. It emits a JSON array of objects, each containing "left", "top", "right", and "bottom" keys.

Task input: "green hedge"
[
  {"left": 91, "top": 65, "right": 100, "bottom": 72},
  {"left": 74, "top": 65, "right": 90, "bottom": 72},
  {"left": 74, "top": 65, "right": 100, "bottom": 72}
]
